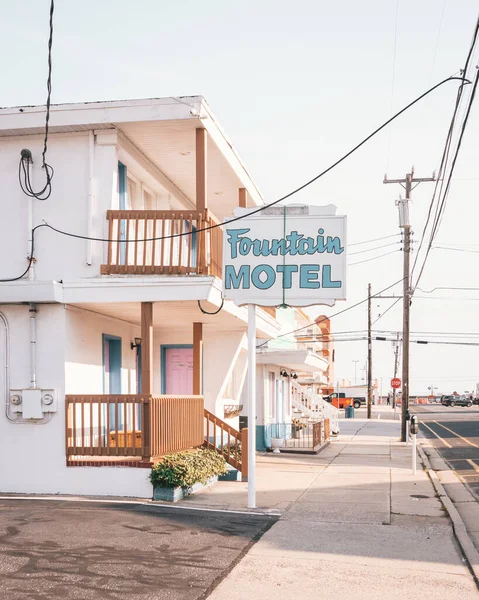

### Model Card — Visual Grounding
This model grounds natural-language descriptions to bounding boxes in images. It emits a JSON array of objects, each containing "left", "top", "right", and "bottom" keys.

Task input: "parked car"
[{"left": 441, "top": 395, "right": 473, "bottom": 407}]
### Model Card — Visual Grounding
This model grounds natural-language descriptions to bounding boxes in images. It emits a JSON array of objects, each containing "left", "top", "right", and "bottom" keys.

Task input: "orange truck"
[{"left": 325, "top": 393, "right": 365, "bottom": 409}]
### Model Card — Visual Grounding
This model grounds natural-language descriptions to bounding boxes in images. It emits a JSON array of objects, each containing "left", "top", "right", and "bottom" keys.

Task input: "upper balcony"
[{"left": 100, "top": 208, "right": 222, "bottom": 278}]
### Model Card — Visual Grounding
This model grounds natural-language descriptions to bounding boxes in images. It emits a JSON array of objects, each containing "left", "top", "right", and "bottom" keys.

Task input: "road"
[
  {"left": 413, "top": 403, "right": 479, "bottom": 498},
  {"left": 0, "top": 498, "right": 276, "bottom": 600}
]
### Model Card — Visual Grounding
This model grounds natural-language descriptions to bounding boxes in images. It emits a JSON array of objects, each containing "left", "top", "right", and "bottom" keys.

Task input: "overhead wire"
[
  {"left": 411, "top": 15, "right": 479, "bottom": 292},
  {"left": 348, "top": 241, "right": 401, "bottom": 256},
  {"left": 349, "top": 233, "right": 400, "bottom": 247},
  {"left": 372, "top": 297, "right": 402, "bottom": 325},
  {"left": 413, "top": 65, "right": 479, "bottom": 292},
  {"left": 256, "top": 277, "right": 405, "bottom": 348},
  {"left": 348, "top": 249, "right": 400, "bottom": 266},
  {"left": 18, "top": 0, "right": 55, "bottom": 201},
  {"left": 35, "top": 75, "right": 468, "bottom": 247}
]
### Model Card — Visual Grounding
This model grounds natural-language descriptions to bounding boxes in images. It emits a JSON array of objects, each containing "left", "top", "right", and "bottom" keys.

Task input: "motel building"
[{"left": 0, "top": 97, "right": 333, "bottom": 498}]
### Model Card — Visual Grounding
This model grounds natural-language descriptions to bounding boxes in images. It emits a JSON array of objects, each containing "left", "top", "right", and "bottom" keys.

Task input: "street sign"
[{"left": 391, "top": 378, "right": 401, "bottom": 389}]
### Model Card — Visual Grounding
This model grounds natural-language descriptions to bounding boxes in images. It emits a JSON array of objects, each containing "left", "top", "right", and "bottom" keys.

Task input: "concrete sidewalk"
[{"left": 201, "top": 418, "right": 479, "bottom": 599}]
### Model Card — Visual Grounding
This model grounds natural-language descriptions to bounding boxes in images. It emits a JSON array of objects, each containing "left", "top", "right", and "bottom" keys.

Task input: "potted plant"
[
  {"left": 150, "top": 448, "right": 228, "bottom": 502},
  {"left": 291, "top": 418, "right": 306, "bottom": 439}
]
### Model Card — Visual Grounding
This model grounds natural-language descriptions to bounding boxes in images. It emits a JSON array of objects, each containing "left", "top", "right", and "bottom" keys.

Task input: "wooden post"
[
  {"left": 239, "top": 187, "right": 247, "bottom": 208},
  {"left": 196, "top": 128, "right": 207, "bottom": 211},
  {"left": 193, "top": 322, "right": 203, "bottom": 395},
  {"left": 241, "top": 427, "right": 248, "bottom": 481},
  {"left": 141, "top": 302, "right": 153, "bottom": 395}
]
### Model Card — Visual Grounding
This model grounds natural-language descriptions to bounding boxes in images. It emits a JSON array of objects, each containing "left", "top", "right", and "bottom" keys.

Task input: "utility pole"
[
  {"left": 392, "top": 332, "right": 400, "bottom": 409},
  {"left": 384, "top": 168, "right": 435, "bottom": 441},
  {"left": 367, "top": 283, "right": 372, "bottom": 419}
]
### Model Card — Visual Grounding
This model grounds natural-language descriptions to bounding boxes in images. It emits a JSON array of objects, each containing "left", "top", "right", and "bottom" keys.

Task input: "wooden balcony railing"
[
  {"left": 204, "top": 409, "right": 248, "bottom": 477},
  {"left": 65, "top": 394, "right": 204, "bottom": 465},
  {"left": 100, "top": 209, "right": 222, "bottom": 278}
]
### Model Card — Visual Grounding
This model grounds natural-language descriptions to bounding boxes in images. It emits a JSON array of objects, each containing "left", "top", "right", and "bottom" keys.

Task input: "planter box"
[{"left": 153, "top": 476, "right": 218, "bottom": 502}]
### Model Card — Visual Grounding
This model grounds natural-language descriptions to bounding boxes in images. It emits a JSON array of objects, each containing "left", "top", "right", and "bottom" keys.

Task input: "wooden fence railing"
[
  {"left": 312, "top": 422, "right": 322, "bottom": 447},
  {"left": 150, "top": 395, "right": 204, "bottom": 458},
  {"left": 100, "top": 209, "right": 222, "bottom": 277},
  {"left": 65, "top": 394, "right": 204, "bottom": 463},
  {"left": 324, "top": 418, "right": 331, "bottom": 441},
  {"left": 204, "top": 409, "right": 248, "bottom": 477}
]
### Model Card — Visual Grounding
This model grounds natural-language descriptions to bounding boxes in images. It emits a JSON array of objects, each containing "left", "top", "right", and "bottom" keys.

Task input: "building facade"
[{"left": 0, "top": 97, "right": 286, "bottom": 497}]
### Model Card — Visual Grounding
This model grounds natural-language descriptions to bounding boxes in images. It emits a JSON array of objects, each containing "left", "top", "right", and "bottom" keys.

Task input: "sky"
[{"left": 2, "top": 0, "right": 479, "bottom": 396}]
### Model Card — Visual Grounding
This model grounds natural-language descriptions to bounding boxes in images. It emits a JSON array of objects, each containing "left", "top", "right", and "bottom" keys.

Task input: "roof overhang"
[
  {"left": 0, "top": 97, "right": 263, "bottom": 212},
  {"left": 256, "top": 349, "right": 328, "bottom": 373}
]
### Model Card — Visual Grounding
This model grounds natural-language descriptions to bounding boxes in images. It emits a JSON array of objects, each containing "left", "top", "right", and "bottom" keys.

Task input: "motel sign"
[{"left": 222, "top": 205, "right": 347, "bottom": 307}]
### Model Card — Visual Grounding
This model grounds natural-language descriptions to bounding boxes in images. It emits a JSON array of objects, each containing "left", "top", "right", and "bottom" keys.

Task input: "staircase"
[
  {"left": 203, "top": 409, "right": 248, "bottom": 478},
  {"left": 291, "top": 382, "right": 340, "bottom": 432}
]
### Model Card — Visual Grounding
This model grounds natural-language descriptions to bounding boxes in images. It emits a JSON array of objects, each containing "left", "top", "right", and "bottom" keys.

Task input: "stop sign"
[{"left": 391, "top": 378, "right": 401, "bottom": 389}]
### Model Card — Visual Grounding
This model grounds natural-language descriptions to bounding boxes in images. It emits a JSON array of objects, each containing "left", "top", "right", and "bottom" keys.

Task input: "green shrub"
[{"left": 149, "top": 448, "right": 228, "bottom": 489}]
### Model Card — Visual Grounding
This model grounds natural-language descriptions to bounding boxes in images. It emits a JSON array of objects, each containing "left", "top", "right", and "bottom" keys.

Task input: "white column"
[{"left": 248, "top": 304, "right": 256, "bottom": 509}]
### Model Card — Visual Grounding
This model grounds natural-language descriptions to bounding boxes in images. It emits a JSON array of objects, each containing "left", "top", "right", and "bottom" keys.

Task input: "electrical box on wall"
[{"left": 9, "top": 389, "right": 58, "bottom": 419}]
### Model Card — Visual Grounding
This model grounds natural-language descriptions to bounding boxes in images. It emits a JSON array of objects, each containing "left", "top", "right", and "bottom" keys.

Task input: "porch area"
[{"left": 66, "top": 393, "right": 249, "bottom": 475}]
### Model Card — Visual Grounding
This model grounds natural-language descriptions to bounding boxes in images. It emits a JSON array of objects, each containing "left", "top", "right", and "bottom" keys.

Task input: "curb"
[{"left": 417, "top": 443, "right": 479, "bottom": 583}]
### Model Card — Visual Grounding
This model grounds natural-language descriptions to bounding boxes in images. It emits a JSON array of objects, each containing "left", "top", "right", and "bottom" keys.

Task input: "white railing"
[
  {"left": 318, "top": 398, "right": 339, "bottom": 434},
  {"left": 291, "top": 381, "right": 339, "bottom": 433}
]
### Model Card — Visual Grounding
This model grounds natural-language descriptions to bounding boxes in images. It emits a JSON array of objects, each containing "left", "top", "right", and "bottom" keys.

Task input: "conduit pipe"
[
  {"left": 86, "top": 130, "right": 95, "bottom": 266},
  {"left": 29, "top": 303, "right": 37, "bottom": 389},
  {"left": 0, "top": 311, "right": 14, "bottom": 422}
]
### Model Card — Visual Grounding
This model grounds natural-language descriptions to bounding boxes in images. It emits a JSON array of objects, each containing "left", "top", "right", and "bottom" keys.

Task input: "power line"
[
  {"left": 36, "top": 75, "right": 468, "bottom": 247},
  {"left": 349, "top": 241, "right": 401, "bottom": 256},
  {"left": 372, "top": 297, "right": 402, "bottom": 325},
  {"left": 433, "top": 245, "right": 479, "bottom": 254},
  {"left": 256, "top": 277, "right": 405, "bottom": 348},
  {"left": 428, "top": 0, "right": 447, "bottom": 85},
  {"left": 417, "top": 286, "right": 479, "bottom": 293},
  {"left": 412, "top": 16, "right": 479, "bottom": 291},
  {"left": 348, "top": 249, "right": 400, "bottom": 266},
  {"left": 349, "top": 233, "right": 400, "bottom": 247}
]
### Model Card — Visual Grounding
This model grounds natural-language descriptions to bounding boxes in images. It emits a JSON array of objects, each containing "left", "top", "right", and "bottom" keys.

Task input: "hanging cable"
[
  {"left": 348, "top": 249, "right": 400, "bottom": 267},
  {"left": 413, "top": 66, "right": 479, "bottom": 293},
  {"left": 0, "top": 224, "right": 47, "bottom": 282},
  {"left": 35, "top": 75, "right": 468, "bottom": 246},
  {"left": 349, "top": 233, "right": 400, "bottom": 247},
  {"left": 411, "top": 15, "right": 479, "bottom": 290},
  {"left": 256, "top": 277, "right": 405, "bottom": 348},
  {"left": 372, "top": 297, "right": 402, "bottom": 325},
  {"left": 349, "top": 241, "right": 401, "bottom": 256},
  {"left": 18, "top": 0, "right": 55, "bottom": 201},
  {"left": 197, "top": 299, "right": 224, "bottom": 315}
]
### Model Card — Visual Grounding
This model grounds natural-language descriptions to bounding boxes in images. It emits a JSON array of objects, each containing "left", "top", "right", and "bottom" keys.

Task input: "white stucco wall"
[
  {"left": 0, "top": 305, "right": 152, "bottom": 497},
  {"left": 0, "top": 305, "right": 249, "bottom": 497},
  {"left": 0, "top": 133, "right": 101, "bottom": 281},
  {"left": 65, "top": 306, "right": 140, "bottom": 394}
]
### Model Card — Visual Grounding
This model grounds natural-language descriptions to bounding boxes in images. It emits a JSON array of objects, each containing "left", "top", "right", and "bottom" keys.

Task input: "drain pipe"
[
  {"left": 86, "top": 130, "right": 95, "bottom": 266},
  {"left": 0, "top": 312, "right": 13, "bottom": 422},
  {"left": 29, "top": 303, "right": 37, "bottom": 389}
]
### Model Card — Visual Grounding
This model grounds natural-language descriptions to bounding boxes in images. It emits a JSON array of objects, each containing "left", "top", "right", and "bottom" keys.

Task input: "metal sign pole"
[
  {"left": 247, "top": 304, "right": 257, "bottom": 509},
  {"left": 412, "top": 432, "right": 417, "bottom": 475}
]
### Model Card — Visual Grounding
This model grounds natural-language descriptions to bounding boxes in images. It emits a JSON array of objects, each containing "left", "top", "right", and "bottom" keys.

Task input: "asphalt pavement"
[
  {"left": 414, "top": 403, "right": 479, "bottom": 499},
  {"left": 0, "top": 498, "right": 276, "bottom": 600}
]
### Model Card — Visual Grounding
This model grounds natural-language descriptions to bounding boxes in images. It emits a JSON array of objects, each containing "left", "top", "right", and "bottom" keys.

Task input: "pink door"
[{"left": 165, "top": 347, "right": 193, "bottom": 395}]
